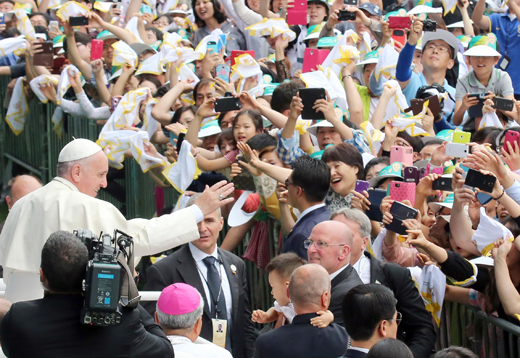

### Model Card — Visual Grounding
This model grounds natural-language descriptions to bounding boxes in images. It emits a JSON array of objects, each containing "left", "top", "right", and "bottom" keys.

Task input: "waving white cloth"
[
  {"left": 478, "top": 111, "right": 503, "bottom": 130},
  {"left": 245, "top": 18, "right": 296, "bottom": 41},
  {"left": 56, "top": 1, "right": 90, "bottom": 21},
  {"left": 0, "top": 36, "right": 27, "bottom": 57},
  {"left": 15, "top": 9, "right": 35, "bottom": 41},
  {"left": 472, "top": 207, "right": 514, "bottom": 256},
  {"left": 358, "top": 32, "right": 372, "bottom": 60},
  {"left": 52, "top": 106, "right": 65, "bottom": 139},
  {"left": 300, "top": 68, "right": 347, "bottom": 111},
  {"left": 157, "top": 0, "right": 179, "bottom": 15},
  {"left": 332, "top": 45, "right": 360, "bottom": 67},
  {"left": 418, "top": 265, "right": 446, "bottom": 326},
  {"left": 93, "top": 1, "right": 113, "bottom": 12},
  {"left": 142, "top": 98, "right": 159, "bottom": 140},
  {"left": 136, "top": 52, "right": 164, "bottom": 76},
  {"left": 194, "top": 28, "right": 226, "bottom": 59},
  {"left": 100, "top": 88, "right": 150, "bottom": 134},
  {"left": 163, "top": 140, "right": 202, "bottom": 193},
  {"left": 230, "top": 54, "right": 262, "bottom": 93},
  {"left": 374, "top": 44, "right": 399, "bottom": 81},
  {"left": 129, "top": 131, "right": 167, "bottom": 172},
  {"left": 112, "top": 41, "right": 138, "bottom": 69},
  {"left": 29, "top": 75, "right": 59, "bottom": 103},
  {"left": 97, "top": 130, "right": 134, "bottom": 167},
  {"left": 125, "top": 16, "right": 145, "bottom": 43},
  {"left": 178, "top": 63, "right": 200, "bottom": 85},
  {"left": 56, "top": 65, "right": 80, "bottom": 105},
  {"left": 6, "top": 77, "right": 28, "bottom": 135}
]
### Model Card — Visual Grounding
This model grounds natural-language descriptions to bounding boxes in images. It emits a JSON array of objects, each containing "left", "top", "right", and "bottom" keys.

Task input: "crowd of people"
[{"left": 1, "top": 0, "right": 520, "bottom": 355}]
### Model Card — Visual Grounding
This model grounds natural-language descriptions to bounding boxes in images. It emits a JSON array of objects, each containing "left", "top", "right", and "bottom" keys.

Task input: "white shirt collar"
[
  {"left": 189, "top": 242, "right": 218, "bottom": 262},
  {"left": 295, "top": 203, "right": 325, "bottom": 225},
  {"left": 329, "top": 263, "right": 349, "bottom": 281},
  {"left": 53, "top": 177, "right": 79, "bottom": 192},
  {"left": 349, "top": 347, "right": 370, "bottom": 353}
]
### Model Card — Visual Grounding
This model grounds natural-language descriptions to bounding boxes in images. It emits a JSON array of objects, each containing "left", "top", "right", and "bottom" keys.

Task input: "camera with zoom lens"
[
  {"left": 74, "top": 229, "right": 136, "bottom": 327},
  {"left": 422, "top": 19, "right": 437, "bottom": 32}
]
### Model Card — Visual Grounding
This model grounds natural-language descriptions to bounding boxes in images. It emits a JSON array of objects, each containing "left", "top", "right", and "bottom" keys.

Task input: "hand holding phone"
[
  {"left": 216, "top": 64, "right": 230, "bottom": 83},
  {"left": 90, "top": 39, "right": 103, "bottom": 61},
  {"left": 386, "top": 201, "right": 418, "bottom": 235},
  {"left": 299, "top": 88, "right": 327, "bottom": 120},
  {"left": 355, "top": 180, "right": 370, "bottom": 194},
  {"left": 69, "top": 16, "right": 89, "bottom": 26},
  {"left": 464, "top": 169, "right": 496, "bottom": 193},
  {"left": 388, "top": 16, "right": 411, "bottom": 29}
]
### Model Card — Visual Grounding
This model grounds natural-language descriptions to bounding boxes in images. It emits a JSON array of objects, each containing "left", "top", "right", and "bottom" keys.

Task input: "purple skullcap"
[{"left": 157, "top": 283, "right": 201, "bottom": 315}]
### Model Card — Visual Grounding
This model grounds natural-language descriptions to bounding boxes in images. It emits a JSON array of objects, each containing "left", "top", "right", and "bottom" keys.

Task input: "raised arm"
[
  {"left": 472, "top": 0, "right": 492, "bottom": 31},
  {"left": 63, "top": 21, "right": 92, "bottom": 80},
  {"left": 152, "top": 80, "right": 194, "bottom": 125},
  {"left": 342, "top": 62, "right": 363, "bottom": 125}
]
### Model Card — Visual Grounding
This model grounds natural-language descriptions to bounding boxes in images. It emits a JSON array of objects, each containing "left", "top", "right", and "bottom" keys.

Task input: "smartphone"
[
  {"left": 0, "top": 13, "right": 4, "bottom": 25},
  {"left": 207, "top": 41, "right": 218, "bottom": 54},
  {"left": 299, "top": 88, "right": 327, "bottom": 120},
  {"left": 338, "top": 10, "right": 356, "bottom": 21},
  {"left": 386, "top": 201, "right": 418, "bottom": 235},
  {"left": 390, "top": 181, "right": 416, "bottom": 205},
  {"left": 233, "top": 156, "right": 256, "bottom": 191},
  {"left": 410, "top": 98, "right": 424, "bottom": 116},
  {"left": 111, "top": 95, "right": 122, "bottom": 112},
  {"left": 169, "top": 131, "right": 177, "bottom": 146},
  {"left": 343, "top": 0, "right": 358, "bottom": 4},
  {"left": 215, "top": 97, "right": 242, "bottom": 112},
  {"left": 49, "top": 20, "right": 59, "bottom": 31},
  {"left": 141, "top": 4, "right": 153, "bottom": 13},
  {"left": 504, "top": 130, "right": 520, "bottom": 154},
  {"left": 452, "top": 131, "right": 471, "bottom": 144},
  {"left": 425, "top": 95, "right": 441, "bottom": 117},
  {"left": 287, "top": 0, "right": 308, "bottom": 25},
  {"left": 390, "top": 146, "right": 413, "bottom": 167},
  {"left": 388, "top": 16, "right": 411, "bottom": 29},
  {"left": 391, "top": 28, "right": 406, "bottom": 47},
  {"left": 355, "top": 180, "right": 370, "bottom": 194},
  {"left": 176, "top": 132, "right": 186, "bottom": 151},
  {"left": 499, "top": 55, "right": 510, "bottom": 71},
  {"left": 467, "top": 93, "right": 485, "bottom": 118},
  {"left": 230, "top": 50, "right": 255, "bottom": 66},
  {"left": 216, "top": 64, "right": 230, "bottom": 83},
  {"left": 493, "top": 97, "right": 515, "bottom": 112},
  {"left": 35, "top": 33, "right": 47, "bottom": 41},
  {"left": 90, "top": 39, "right": 103, "bottom": 61},
  {"left": 52, "top": 57, "right": 67, "bottom": 74},
  {"left": 366, "top": 189, "right": 387, "bottom": 222},
  {"left": 464, "top": 169, "right": 496, "bottom": 193},
  {"left": 69, "top": 16, "right": 89, "bottom": 26},
  {"left": 302, "top": 48, "right": 330, "bottom": 73},
  {"left": 403, "top": 166, "right": 419, "bottom": 185},
  {"left": 446, "top": 142, "right": 470, "bottom": 158},
  {"left": 115, "top": 3, "right": 122, "bottom": 9},
  {"left": 419, "top": 167, "right": 427, "bottom": 179},
  {"left": 33, "top": 41, "right": 54, "bottom": 67},
  {"left": 477, "top": 192, "right": 493, "bottom": 205},
  {"left": 432, "top": 176, "right": 453, "bottom": 191}
]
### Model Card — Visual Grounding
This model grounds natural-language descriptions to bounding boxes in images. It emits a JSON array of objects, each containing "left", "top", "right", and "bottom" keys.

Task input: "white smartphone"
[
  {"left": 446, "top": 143, "right": 469, "bottom": 158},
  {"left": 49, "top": 20, "right": 59, "bottom": 31}
]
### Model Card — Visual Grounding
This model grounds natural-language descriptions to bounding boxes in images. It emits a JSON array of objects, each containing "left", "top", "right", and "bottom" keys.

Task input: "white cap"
[
  {"left": 307, "top": 120, "right": 334, "bottom": 137},
  {"left": 446, "top": 21, "right": 470, "bottom": 28},
  {"left": 463, "top": 45, "right": 501, "bottom": 57},
  {"left": 58, "top": 138, "right": 102, "bottom": 163}
]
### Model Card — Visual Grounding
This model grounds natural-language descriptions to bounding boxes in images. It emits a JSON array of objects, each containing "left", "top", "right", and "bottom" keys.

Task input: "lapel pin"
[{"left": 230, "top": 264, "right": 237, "bottom": 274}]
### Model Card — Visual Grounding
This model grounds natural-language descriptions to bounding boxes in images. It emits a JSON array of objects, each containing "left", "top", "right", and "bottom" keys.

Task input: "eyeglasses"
[
  {"left": 424, "top": 43, "right": 451, "bottom": 54},
  {"left": 303, "top": 239, "right": 346, "bottom": 249},
  {"left": 389, "top": 311, "right": 402, "bottom": 326},
  {"left": 285, "top": 177, "right": 294, "bottom": 187}
]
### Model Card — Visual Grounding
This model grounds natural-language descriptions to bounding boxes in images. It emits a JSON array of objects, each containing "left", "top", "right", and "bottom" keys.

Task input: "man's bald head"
[
  {"left": 6, "top": 175, "right": 42, "bottom": 210},
  {"left": 289, "top": 264, "right": 331, "bottom": 313},
  {"left": 307, "top": 221, "right": 353, "bottom": 274}
]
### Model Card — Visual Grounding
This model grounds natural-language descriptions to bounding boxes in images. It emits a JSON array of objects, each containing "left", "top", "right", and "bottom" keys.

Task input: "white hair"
[{"left": 156, "top": 292, "right": 204, "bottom": 330}]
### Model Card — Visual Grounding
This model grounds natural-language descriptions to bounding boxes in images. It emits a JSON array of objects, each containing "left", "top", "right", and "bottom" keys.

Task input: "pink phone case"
[
  {"left": 504, "top": 131, "right": 520, "bottom": 154},
  {"left": 390, "top": 181, "right": 416, "bottom": 206},
  {"left": 302, "top": 48, "right": 330, "bottom": 73},
  {"left": 287, "top": 10, "right": 307, "bottom": 26},
  {"left": 390, "top": 146, "right": 413, "bottom": 167}
]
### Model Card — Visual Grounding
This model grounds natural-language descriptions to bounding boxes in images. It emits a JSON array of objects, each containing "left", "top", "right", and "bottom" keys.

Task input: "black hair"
[
  {"left": 291, "top": 156, "right": 331, "bottom": 203},
  {"left": 154, "top": 84, "right": 170, "bottom": 98},
  {"left": 171, "top": 105, "right": 197, "bottom": 124},
  {"left": 342, "top": 284, "right": 397, "bottom": 341},
  {"left": 364, "top": 156, "right": 390, "bottom": 180},
  {"left": 260, "top": 65, "right": 281, "bottom": 85},
  {"left": 422, "top": 137, "right": 445, "bottom": 147},
  {"left": 63, "top": 31, "right": 92, "bottom": 55},
  {"left": 496, "top": 127, "right": 520, "bottom": 151},
  {"left": 217, "top": 127, "right": 235, "bottom": 149},
  {"left": 471, "top": 127, "right": 501, "bottom": 151},
  {"left": 218, "top": 110, "right": 237, "bottom": 128},
  {"left": 431, "top": 347, "right": 478, "bottom": 358},
  {"left": 234, "top": 109, "right": 263, "bottom": 132},
  {"left": 33, "top": 25, "right": 48, "bottom": 39},
  {"left": 29, "top": 12, "right": 50, "bottom": 26},
  {"left": 155, "top": 14, "right": 173, "bottom": 25},
  {"left": 247, "top": 133, "right": 277, "bottom": 152},
  {"left": 41, "top": 231, "right": 89, "bottom": 293},
  {"left": 145, "top": 26, "right": 163, "bottom": 42},
  {"left": 138, "top": 75, "right": 161, "bottom": 92},
  {"left": 0, "top": 0, "right": 14, "bottom": 4},
  {"left": 193, "top": 78, "right": 214, "bottom": 103},
  {"left": 271, "top": 80, "right": 305, "bottom": 114},
  {"left": 322, "top": 143, "right": 364, "bottom": 180},
  {"left": 191, "top": 0, "right": 227, "bottom": 27},
  {"left": 367, "top": 339, "right": 414, "bottom": 358},
  {"left": 501, "top": 216, "right": 520, "bottom": 237},
  {"left": 396, "top": 131, "right": 424, "bottom": 154}
]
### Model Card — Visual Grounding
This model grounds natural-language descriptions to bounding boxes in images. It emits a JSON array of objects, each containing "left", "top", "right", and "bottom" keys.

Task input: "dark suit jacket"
[
  {"left": 0, "top": 294, "right": 172, "bottom": 358},
  {"left": 282, "top": 205, "right": 331, "bottom": 259},
  {"left": 330, "top": 264, "right": 363, "bottom": 327},
  {"left": 367, "top": 253, "right": 436, "bottom": 358},
  {"left": 253, "top": 313, "right": 348, "bottom": 358},
  {"left": 341, "top": 348, "right": 368, "bottom": 358},
  {"left": 142, "top": 244, "right": 255, "bottom": 358}
]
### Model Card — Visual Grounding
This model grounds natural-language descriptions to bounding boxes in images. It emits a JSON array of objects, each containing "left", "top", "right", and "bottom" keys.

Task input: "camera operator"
[{"left": 0, "top": 230, "right": 173, "bottom": 358}]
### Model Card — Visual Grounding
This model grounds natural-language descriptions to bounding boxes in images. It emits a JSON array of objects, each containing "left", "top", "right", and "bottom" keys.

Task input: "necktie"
[{"left": 202, "top": 256, "right": 227, "bottom": 320}]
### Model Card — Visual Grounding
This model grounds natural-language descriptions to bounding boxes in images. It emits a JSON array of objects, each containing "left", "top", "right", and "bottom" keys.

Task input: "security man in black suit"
[
  {"left": 254, "top": 264, "right": 348, "bottom": 358},
  {"left": 0, "top": 231, "right": 173, "bottom": 358},
  {"left": 142, "top": 193, "right": 256, "bottom": 358},
  {"left": 332, "top": 208, "right": 436, "bottom": 358},
  {"left": 307, "top": 220, "right": 363, "bottom": 327}
]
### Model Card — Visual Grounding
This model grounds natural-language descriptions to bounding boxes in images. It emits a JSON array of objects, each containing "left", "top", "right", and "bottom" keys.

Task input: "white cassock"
[{"left": 0, "top": 177, "right": 199, "bottom": 302}]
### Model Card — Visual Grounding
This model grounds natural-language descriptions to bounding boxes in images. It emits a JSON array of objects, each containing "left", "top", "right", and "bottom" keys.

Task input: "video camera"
[{"left": 74, "top": 229, "right": 140, "bottom": 327}]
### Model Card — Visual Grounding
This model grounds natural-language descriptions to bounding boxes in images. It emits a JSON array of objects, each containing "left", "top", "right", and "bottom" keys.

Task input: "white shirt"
[
  {"left": 274, "top": 301, "right": 296, "bottom": 323},
  {"left": 352, "top": 254, "right": 372, "bottom": 285},
  {"left": 349, "top": 347, "right": 370, "bottom": 353},
  {"left": 189, "top": 243, "right": 232, "bottom": 321},
  {"left": 329, "top": 264, "right": 350, "bottom": 281},
  {"left": 167, "top": 335, "right": 232, "bottom": 358},
  {"left": 295, "top": 203, "right": 326, "bottom": 226}
]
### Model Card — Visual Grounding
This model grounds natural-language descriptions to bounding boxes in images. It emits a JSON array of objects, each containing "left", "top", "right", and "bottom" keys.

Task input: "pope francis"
[{"left": 0, "top": 139, "right": 235, "bottom": 302}]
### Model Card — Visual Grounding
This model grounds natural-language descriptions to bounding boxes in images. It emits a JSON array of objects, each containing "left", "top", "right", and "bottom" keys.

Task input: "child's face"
[
  {"left": 260, "top": 150, "right": 285, "bottom": 168},
  {"left": 219, "top": 138, "right": 236, "bottom": 156},
  {"left": 234, "top": 114, "right": 260, "bottom": 143},
  {"left": 469, "top": 56, "right": 499, "bottom": 77},
  {"left": 268, "top": 271, "right": 290, "bottom": 306}
]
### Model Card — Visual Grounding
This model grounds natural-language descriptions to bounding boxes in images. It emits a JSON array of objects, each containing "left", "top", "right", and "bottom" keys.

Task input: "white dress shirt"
[
  {"left": 352, "top": 254, "right": 372, "bottom": 284},
  {"left": 349, "top": 347, "right": 370, "bottom": 353},
  {"left": 168, "top": 335, "right": 232, "bottom": 358},
  {"left": 329, "top": 264, "right": 350, "bottom": 281},
  {"left": 189, "top": 243, "right": 232, "bottom": 321}
]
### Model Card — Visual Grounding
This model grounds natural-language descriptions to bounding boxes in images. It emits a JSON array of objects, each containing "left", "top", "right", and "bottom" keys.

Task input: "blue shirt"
[{"left": 490, "top": 11, "right": 520, "bottom": 95}]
